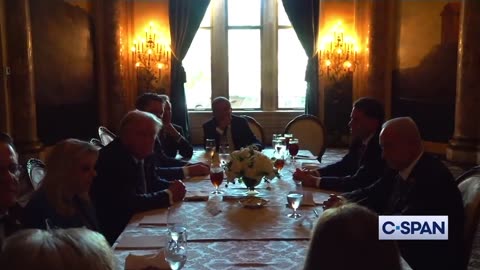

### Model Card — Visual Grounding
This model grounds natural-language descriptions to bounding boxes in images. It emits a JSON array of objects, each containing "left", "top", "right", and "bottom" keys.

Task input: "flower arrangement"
[{"left": 225, "top": 146, "right": 277, "bottom": 187}]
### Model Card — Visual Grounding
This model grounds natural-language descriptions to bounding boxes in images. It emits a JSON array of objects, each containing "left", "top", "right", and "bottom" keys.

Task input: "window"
[{"left": 183, "top": 0, "right": 307, "bottom": 111}]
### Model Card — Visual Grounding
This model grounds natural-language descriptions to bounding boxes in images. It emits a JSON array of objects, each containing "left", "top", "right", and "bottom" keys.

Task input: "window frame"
[{"left": 187, "top": 0, "right": 304, "bottom": 112}]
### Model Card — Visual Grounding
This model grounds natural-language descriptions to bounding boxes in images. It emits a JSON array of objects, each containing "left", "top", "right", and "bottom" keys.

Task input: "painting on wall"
[{"left": 392, "top": 1, "right": 460, "bottom": 143}]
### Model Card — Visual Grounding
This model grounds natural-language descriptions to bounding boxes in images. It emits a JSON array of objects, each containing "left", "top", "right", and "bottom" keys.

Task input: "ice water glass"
[
  {"left": 165, "top": 227, "right": 187, "bottom": 270},
  {"left": 287, "top": 191, "right": 304, "bottom": 219}
]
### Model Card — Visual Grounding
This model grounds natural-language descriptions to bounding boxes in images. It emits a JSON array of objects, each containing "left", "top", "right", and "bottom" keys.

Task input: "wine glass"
[
  {"left": 283, "top": 133, "right": 293, "bottom": 151},
  {"left": 209, "top": 164, "right": 224, "bottom": 194},
  {"left": 272, "top": 134, "right": 282, "bottom": 154},
  {"left": 165, "top": 227, "right": 187, "bottom": 270},
  {"left": 287, "top": 191, "right": 304, "bottom": 219},
  {"left": 274, "top": 137, "right": 286, "bottom": 158},
  {"left": 205, "top": 138, "right": 216, "bottom": 160},
  {"left": 288, "top": 138, "right": 299, "bottom": 163}
]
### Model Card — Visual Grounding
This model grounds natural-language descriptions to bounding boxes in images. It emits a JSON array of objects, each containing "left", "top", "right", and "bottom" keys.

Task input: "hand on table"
[
  {"left": 169, "top": 180, "right": 186, "bottom": 202},
  {"left": 187, "top": 163, "right": 210, "bottom": 177},
  {"left": 322, "top": 194, "right": 346, "bottom": 210},
  {"left": 293, "top": 168, "right": 319, "bottom": 188}
]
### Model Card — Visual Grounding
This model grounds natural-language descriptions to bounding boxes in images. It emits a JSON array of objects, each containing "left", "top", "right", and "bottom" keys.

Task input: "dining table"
[
  {"left": 112, "top": 148, "right": 412, "bottom": 270},
  {"left": 113, "top": 149, "right": 329, "bottom": 270}
]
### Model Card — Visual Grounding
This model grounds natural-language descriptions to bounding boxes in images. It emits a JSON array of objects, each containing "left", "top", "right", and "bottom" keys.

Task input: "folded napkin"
[
  {"left": 301, "top": 191, "right": 316, "bottom": 206},
  {"left": 139, "top": 213, "right": 168, "bottom": 226},
  {"left": 116, "top": 235, "right": 167, "bottom": 250},
  {"left": 125, "top": 251, "right": 170, "bottom": 270},
  {"left": 296, "top": 154, "right": 318, "bottom": 160},
  {"left": 184, "top": 190, "right": 210, "bottom": 201}
]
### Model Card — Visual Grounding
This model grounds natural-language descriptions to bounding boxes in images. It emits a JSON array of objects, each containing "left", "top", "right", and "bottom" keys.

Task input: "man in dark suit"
[
  {"left": 324, "top": 117, "right": 465, "bottom": 270},
  {"left": 135, "top": 93, "right": 209, "bottom": 180},
  {"left": 91, "top": 110, "right": 187, "bottom": 245},
  {"left": 0, "top": 133, "right": 22, "bottom": 246},
  {"left": 293, "top": 97, "right": 386, "bottom": 192},
  {"left": 203, "top": 96, "right": 263, "bottom": 151}
]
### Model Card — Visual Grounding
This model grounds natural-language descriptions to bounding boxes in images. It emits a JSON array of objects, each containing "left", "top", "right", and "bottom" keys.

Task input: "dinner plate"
[{"left": 238, "top": 197, "right": 269, "bottom": 209}]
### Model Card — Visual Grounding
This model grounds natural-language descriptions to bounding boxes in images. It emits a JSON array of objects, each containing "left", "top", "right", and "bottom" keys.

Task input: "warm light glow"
[
  {"left": 131, "top": 21, "right": 171, "bottom": 79},
  {"left": 318, "top": 19, "right": 359, "bottom": 80}
]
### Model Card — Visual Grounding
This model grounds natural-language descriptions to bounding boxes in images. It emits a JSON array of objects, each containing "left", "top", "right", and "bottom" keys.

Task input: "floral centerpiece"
[{"left": 225, "top": 146, "right": 277, "bottom": 193}]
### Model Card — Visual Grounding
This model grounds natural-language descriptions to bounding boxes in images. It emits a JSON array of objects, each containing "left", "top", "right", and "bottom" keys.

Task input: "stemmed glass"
[
  {"left": 272, "top": 134, "right": 282, "bottom": 154},
  {"left": 218, "top": 143, "right": 230, "bottom": 166},
  {"left": 205, "top": 138, "right": 216, "bottom": 160},
  {"left": 287, "top": 191, "right": 304, "bottom": 219},
  {"left": 288, "top": 138, "right": 299, "bottom": 163},
  {"left": 165, "top": 228, "right": 187, "bottom": 270},
  {"left": 209, "top": 164, "right": 224, "bottom": 194},
  {"left": 165, "top": 205, "right": 188, "bottom": 270}
]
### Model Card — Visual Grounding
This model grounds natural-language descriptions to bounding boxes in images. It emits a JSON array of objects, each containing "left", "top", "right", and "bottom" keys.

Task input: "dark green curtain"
[
  {"left": 169, "top": 0, "right": 210, "bottom": 141},
  {"left": 281, "top": 0, "right": 320, "bottom": 116}
]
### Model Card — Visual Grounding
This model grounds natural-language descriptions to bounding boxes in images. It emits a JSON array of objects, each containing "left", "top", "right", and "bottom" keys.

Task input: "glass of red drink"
[
  {"left": 288, "top": 138, "right": 299, "bottom": 162},
  {"left": 210, "top": 165, "right": 224, "bottom": 194}
]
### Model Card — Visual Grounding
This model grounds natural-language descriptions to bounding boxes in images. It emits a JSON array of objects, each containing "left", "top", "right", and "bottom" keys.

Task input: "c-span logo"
[{"left": 379, "top": 216, "right": 448, "bottom": 240}]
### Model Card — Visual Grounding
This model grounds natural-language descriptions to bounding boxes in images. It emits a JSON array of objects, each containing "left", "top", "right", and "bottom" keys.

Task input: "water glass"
[
  {"left": 219, "top": 143, "right": 230, "bottom": 165},
  {"left": 165, "top": 228, "right": 187, "bottom": 270},
  {"left": 287, "top": 191, "right": 304, "bottom": 219},
  {"left": 205, "top": 138, "right": 216, "bottom": 159}
]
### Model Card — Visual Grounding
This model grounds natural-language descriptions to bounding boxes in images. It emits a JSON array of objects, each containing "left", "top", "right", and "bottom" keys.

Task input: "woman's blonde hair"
[
  {"left": 40, "top": 138, "right": 99, "bottom": 216},
  {"left": 304, "top": 203, "right": 401, "bottom": 270},
  {"left": 0, "top": 228, "right": 115, "bottom": 270}
]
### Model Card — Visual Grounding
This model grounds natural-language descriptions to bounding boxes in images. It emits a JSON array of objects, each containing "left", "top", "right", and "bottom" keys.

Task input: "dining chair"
[
  {"left": 284, "top": 114, "right": 326, "bottom": 161},
  {"left": 456, "top": 165, "right": 480, "bottom": 269},
  {"left": 242, "top": 115, "right": 266, "bottom": 146},
  {"left": 26, "top": 158, "right": 46, "bottom": 190},
  {"left": 98, "top": 126, "right": 116, "bottom": 146}
]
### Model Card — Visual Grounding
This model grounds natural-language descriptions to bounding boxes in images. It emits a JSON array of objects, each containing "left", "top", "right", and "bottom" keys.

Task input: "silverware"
[{"left": 313, "top": 209, "right": 319, "bottom": 217}]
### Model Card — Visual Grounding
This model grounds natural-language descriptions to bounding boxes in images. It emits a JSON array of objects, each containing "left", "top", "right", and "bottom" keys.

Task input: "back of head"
[
  {"left": 41, "top": 139, "right": 99, "bottom": 213},
  {"left": 0, "top": 228, "right": 115, "bottom": 270},
  {"left": 119, "top": 110, "right": 162, "bottom": 138},
  {"left": 135, "top": 92, "right": 165, "bottom": 111},
  {"left": 304, "top": 204, "right": 401, "bottom": 270},
  {"left": 0, "top": 132, "right": 14, "bottom": 149},
  {"left": 353, "top": 97, "right": 385, "bottom": 126},
  {"left": 382, "top": 117, "right": 422, "bottom": 146}
]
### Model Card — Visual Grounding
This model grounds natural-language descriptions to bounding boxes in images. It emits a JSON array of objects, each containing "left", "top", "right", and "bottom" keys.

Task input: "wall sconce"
[
  {"left": 319, "top": 21, "right": 359, "bottom": 81},
  {"left": 131, "top": 22, "right": 170, "bottom": 80}
]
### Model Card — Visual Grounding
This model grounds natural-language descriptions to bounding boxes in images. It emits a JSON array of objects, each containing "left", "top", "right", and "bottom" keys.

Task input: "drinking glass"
[
  {"left": 165, "top": 227, "right": 187, "bottom": 270},
  {"left": 283, "top": 133, "right": 293, "bottom": 150},
  {"left": 288, "top": 138, "right": 299, "bottom": 162},
  {"left": 273, "top": 137, "right": 286, "bottom": 158},
  {"left": 205, "top": 138, "right": 216, "bottom": 160},
  {"left": 272, "top": 133, "right": 282, "bottom": 153},
  {"left": 219, "top": 143, "right": 230, "bottom": 166},
  {"left": 209, "top": 164, "right": 224, "bottom": 194},
  {"left": 287, "top": 191, "right": 304, "bottom": 218}
]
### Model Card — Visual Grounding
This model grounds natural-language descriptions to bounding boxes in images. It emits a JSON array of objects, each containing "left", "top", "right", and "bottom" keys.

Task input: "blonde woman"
[
  {"left": 22, "top": 139, "right": 99, "bottom": 230},
  {"left": 303, "top": 203, "right": 401, "bottom": 270},
  {"left": 0, "top": 228, "right": 115, "bottom": 270}
]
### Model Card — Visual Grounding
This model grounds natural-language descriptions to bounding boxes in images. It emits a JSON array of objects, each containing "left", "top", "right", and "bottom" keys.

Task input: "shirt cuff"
[
  {"left": 182, "top": 166, "right": 189, "bottom": 178},
  {"left": 165, "top": 189, "right": 174, "bottom": 205}
]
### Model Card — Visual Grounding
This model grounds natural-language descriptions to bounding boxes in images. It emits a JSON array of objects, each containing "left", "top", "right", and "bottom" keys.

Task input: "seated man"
[
  {"left": 324, "top": 117, "right": 465, "bottom": 270},
  {"left": 0, "top": 132, "right": 22, "bottom": 246},
  {"left": 91, "top": 110, "right": 186, "bottom": 244},
  {"left": 203, "top": 96, "right": 263, "bottom": 150},
  {"left": 293, "top": 97, "right": 386, "bottom": 192},
  {"left": 135, "top": 93, "right": 208, "bottom": 180}
]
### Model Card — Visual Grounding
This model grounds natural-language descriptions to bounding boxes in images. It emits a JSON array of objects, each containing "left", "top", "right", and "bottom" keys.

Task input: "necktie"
[
  {"left": 224, "top": 126, "right": 235, "bottom": 151},
  {"left": 137, "top": 160, "right": 147, "bottom": 193}
]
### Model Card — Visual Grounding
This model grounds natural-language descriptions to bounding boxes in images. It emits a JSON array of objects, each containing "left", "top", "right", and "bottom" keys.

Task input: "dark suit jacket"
[
  {"left": 151, "top": 137, "right": 189, "bottom": 180},
  {"left": 22, "top": 190, "right": 99, "bottom": 231},
  {"left": 159, "top": 124, "right": 193, "bottom": 159},
  {"left": 202, "top": 115, "right": 263, "bottom": 150},
  {"left": 319, "top": 132, "right": 386, "bottom": 192},
  {"left": 344, "top": 154, "right": 465, "bottom": 270},
  {"left": 91, "top": 139, "right": 171, "bottom": 245},
  {"left": 0, "top": 205, "right": 22, "bottom": 247}
]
